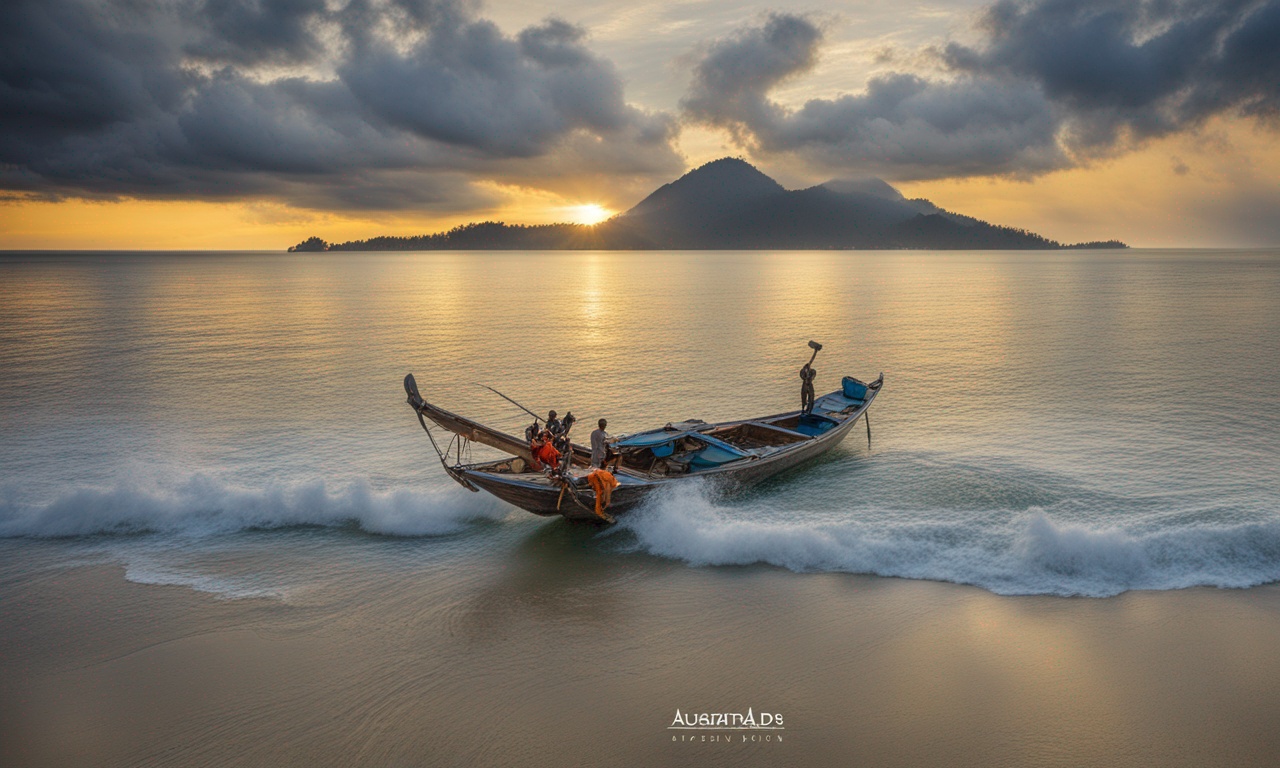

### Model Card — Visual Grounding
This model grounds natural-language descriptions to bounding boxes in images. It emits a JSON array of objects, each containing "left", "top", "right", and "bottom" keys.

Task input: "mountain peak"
[
  {"left": 624, "top": 157, "right": 785, "bottom": 221},
  {"left": 683, "top": 156, "right": 776, "bottom": 181}
]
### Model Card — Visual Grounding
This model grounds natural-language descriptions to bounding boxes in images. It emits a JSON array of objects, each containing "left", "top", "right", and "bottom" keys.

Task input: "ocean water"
[{"left": 2, "top": 249, "right": 1279, "bottom": 598}]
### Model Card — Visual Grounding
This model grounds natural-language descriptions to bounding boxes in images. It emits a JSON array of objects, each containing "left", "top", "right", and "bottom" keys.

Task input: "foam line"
[
  {"left": 619, "top": 485, "right": 1280, "bottom": 597},
  {"left": 0, "top": 475, "right": 508, "bottom": 538}
]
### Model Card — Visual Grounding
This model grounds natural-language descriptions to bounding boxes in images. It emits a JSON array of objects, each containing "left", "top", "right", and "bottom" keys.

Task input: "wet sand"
[{"left": 4, "top": 529, "right": 1280, "bottom": 768}]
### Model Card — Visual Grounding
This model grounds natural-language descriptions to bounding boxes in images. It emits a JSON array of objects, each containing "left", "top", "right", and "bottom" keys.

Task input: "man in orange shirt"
[{"left": 587, "top": 467, "right": 619, "bottom": 522}]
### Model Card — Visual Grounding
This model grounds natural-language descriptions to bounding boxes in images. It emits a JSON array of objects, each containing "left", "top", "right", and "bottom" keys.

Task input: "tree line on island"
[{"left": 290, "top": 159, "right": 1127, "bottom": 252}]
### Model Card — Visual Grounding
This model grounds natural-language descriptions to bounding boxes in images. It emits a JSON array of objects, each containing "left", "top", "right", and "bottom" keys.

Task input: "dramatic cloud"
[
  {"left": 681, "top": 12, "right": 823, "bottom": 134},
  {"left": 681, "top": 13, "right": 1062, "bottom": 178},
  {"left": 186, "top": 0, "right": 330, "bottom": 65},
  {"left": 339, "top": 15, "right": 666, "bottom": 157},
  {"left": 946, "top": 0, "right": 1280, "bottom": 147},
  {"left": 5, "top": 0, "right": 1277, "bottom": 220},
  {"left": 683, "top": 2, "right": 1280, "bottom": 179},
  {"left": 0, "top": 0, "right": 680, "bottom": 210}
]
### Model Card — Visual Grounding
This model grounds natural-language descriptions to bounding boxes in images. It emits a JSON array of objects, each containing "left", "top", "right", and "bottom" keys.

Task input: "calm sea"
[{"left": 2, "top": 249, "right": 1278, "bottom": 597}]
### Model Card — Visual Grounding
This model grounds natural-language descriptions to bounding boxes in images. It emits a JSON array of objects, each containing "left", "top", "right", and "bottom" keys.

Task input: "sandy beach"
[{"left": 4, "top": 529, "right": 1280, "bottom": 768}]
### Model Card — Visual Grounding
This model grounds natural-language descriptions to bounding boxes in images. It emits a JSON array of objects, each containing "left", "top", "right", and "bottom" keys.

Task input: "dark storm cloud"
[
  {"left": 946, "top": 0, "right": 1280, "bottom": 147},
  {"left": 0, "top": 0, "right": 680, "bottom": 210},
  {"left": 684, "top": 1, "right": 1280, "bottom": 179},
  {"left": 682, "top": 12, "right": 822, "bottom": 133},
  {"left": 681, "top": 13, "right": 1062, "bottom": 178},
  {"left": 0, "top": 1, "right": 185, "bottom": 139},
  {"left": 185, "top": 0, "right": 330, "bottom": 66},
  {"left": 337, "top": 15, "right": 664, "bottom": 157}
]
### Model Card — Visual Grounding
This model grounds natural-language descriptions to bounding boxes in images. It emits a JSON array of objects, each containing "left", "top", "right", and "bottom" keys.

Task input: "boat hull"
[
  {"left": 406, "top": 372, "right": 882, "bottom": 522},
  {"left": 456, "top": 403, "right": 870, "bottom": 521},
  {"left": 460, "top": 472, "right": 663, "bottom": 520}
]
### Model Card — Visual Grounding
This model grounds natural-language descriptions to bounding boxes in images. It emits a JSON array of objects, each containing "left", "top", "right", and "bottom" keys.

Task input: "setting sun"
[{"left": 564, "top": 204, "right": 613, "bottom": 226}]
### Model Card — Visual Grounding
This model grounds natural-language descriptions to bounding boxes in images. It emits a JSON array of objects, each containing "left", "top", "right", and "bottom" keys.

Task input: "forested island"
[{"left": 290, "top": 159, "right": 1127, "bottom": 252}]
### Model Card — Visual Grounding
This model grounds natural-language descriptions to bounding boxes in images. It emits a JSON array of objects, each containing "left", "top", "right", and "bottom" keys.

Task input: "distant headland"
[{"left": 289, "top": 158, "right": 1127, "bottom": 252}]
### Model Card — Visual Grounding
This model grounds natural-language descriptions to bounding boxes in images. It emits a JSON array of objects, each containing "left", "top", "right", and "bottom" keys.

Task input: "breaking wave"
[
  {"left": 6, "top": 473, "right": 1278, "bottom": 598},
  {"left": 0, "top": 474, "right": 509, "bottom": 538},
  {"left": 619, "top": 485, "right": 1280, "bottom": 597}
]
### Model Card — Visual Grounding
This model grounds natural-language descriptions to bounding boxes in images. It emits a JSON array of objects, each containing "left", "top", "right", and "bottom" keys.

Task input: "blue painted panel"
[{"left": 842, "top": 376, "right": 868, "bottom": 401}]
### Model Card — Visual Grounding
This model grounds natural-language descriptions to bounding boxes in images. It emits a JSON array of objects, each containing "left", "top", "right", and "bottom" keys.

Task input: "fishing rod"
[{"left": 474, "top": 383, "right": 542, "bottom": 423}]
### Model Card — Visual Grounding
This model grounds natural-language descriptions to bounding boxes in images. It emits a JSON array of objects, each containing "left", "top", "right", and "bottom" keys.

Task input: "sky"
[{"left": 1, "top": 0, "right": 1278, "bottom": 249}]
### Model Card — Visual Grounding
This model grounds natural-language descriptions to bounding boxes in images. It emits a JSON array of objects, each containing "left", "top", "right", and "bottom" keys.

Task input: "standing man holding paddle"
[{"left": 800, "top": 340, "right": 821, "bottom": 415}]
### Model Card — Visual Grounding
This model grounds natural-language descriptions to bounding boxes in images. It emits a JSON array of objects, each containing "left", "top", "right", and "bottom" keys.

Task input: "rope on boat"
[
  {"left": 557, "top": 476, "right": 595, "bottom": 514},
  {"left": 443, "top": 432, "right": 473, "bottom": 467},
  {"left": 415, "top": 408, "right": 482, "bottom": 491},
  {"left": 415, "top": 408, "right": 464, "bottom": 468},
  {"left": 532, "top": 464, "right": 591, "bottom": 514},
  {"left": 415, "top": 409, "right": 445, "bottom": 460},
  {"left": 414, "top": 406, "right": 475, "bottom": 468}
]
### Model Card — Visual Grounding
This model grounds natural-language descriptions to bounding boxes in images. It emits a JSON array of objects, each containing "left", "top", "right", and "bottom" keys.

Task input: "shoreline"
[{"left": 4, "top": 552, "right": 1280, "bottom": 767}]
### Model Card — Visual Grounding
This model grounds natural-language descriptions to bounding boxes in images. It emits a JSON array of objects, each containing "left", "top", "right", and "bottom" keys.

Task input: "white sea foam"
[
  {"left": 0, "top": 474, "right": 509, "bottom": 538},
  {"left": 121, "top": 561, "right": 289, "bottom": 600},
  {"left": 5, "top": 474, "right": 1278, "bottom": 598},
  {"left": 619, "top": 484, "right": 1280, "bottom": 597}
]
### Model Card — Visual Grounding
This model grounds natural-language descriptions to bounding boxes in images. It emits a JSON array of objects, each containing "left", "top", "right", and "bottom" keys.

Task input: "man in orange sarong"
[
  {"left": 534, "top": 431, "right": 561, "bottom": 469},
  {"left": 527, "top": 427, "right": 545, "bottom": 471},
  {"left": 587, "top": 468, "right": 619, "bottom": 520}
]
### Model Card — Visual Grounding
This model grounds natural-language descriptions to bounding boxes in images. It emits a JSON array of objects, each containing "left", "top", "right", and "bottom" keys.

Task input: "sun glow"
[{"left": 564, "top": 203, "right": 613, "bottom": 226}]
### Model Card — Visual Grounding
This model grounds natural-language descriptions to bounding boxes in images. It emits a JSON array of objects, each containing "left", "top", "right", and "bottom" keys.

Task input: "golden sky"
[
  {"left": 898, "top": 119, "right": 1280, "bottom": 248},
  {"left": 2, "top": 0, "right": 1278, "bottom": 250},
  {"left": 6, "top": 116, "right": 1276, "bottom": 250}
]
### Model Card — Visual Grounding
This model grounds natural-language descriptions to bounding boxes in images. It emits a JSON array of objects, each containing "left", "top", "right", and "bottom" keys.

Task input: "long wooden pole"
[{"left": 476, "top": 383, "right": 542, "bottom": 423}]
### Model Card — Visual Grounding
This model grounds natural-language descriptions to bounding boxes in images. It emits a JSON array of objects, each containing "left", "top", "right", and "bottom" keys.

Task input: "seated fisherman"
[
  {"left": 534, "top": 428, "right": 561, "bottom": 470},
  {"left": 551, "top": 413, "right": 576, "bottom": 475},
  {"left": 556, "top": 412, "right": 576, "bottom": 442},
  {"left": 545, "top": 410, "right": 563, "bottom": 436},
  {"left": 527, "top": 423, "right": 547, "bottom": 470}
]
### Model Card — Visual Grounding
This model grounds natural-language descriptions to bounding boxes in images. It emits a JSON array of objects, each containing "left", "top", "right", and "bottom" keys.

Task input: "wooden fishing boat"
[{"left": 403, "top": 371, "right": 883, "bottom": 523}]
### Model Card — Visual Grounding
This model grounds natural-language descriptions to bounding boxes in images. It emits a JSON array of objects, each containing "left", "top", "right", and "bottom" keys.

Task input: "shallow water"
[{"left": 2, "top": 249, "right": 1279, "bottom": 597}]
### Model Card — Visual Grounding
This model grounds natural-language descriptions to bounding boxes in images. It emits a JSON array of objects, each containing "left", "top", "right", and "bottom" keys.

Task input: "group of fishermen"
[
  {"left": 518, "top": 341, "right": 824, "bottom": 522},
  {"left": 525, "top": 410, "right": 620, "bottom": 521}
]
